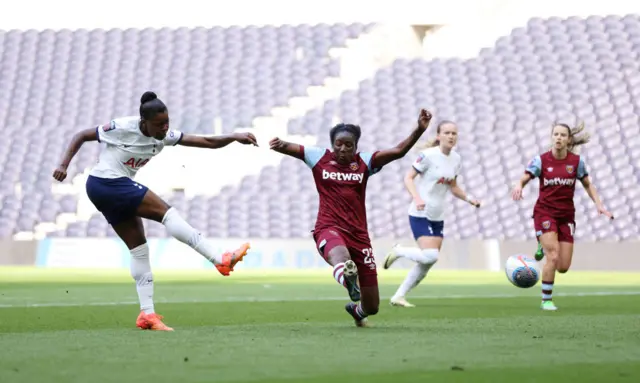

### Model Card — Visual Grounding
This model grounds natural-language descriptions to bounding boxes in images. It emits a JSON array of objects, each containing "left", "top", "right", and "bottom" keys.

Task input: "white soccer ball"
[{"left": 505, "top": 255, "right": 540, "bottom": 288}]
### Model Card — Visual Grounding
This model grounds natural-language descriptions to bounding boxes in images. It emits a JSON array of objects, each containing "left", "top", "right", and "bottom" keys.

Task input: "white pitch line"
[{"left": 0, "top": 291, "right": 639, "bottom": 308}]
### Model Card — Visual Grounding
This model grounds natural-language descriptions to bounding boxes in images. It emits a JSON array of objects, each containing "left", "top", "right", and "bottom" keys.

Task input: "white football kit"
[
  {"left": 407, "top": 146, "right": 462, "bottom": 221},
  {"left": 90, "top": 116, "right": 183, "bottom": 179}
]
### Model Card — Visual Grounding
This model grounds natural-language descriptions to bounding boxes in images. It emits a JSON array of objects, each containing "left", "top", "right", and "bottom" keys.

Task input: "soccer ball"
[{"left": 505, "top": 255, "right": 540, "bottom": 288}]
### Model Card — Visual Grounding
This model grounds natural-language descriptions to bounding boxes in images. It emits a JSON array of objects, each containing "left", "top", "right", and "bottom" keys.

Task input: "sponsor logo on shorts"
[
  {"left": 542, "top": 221, "right": 551, "bottom": 230},
  {"left": 566, "top": 165, "right": 574, "bottom": 174},
  {"left": 543, "top": 177, "right": 575, "bottom": 186}
]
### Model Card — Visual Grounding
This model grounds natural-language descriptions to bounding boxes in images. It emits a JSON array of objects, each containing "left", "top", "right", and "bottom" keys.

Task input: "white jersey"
[
  {"left": 89, "top": 116, "right": 183, "bottom": 179},
  {"left": 407, "top": 147, "right": 462, "bottom": 221}
]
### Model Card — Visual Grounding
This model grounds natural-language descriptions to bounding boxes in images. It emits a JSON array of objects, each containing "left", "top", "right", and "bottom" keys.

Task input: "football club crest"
[
  {"left": 542, "top": 221, "right": 551, "bottom": 230},
  {"left": 566, "top": 165, "right": 574, "bottom": 174},
  {"left": 350, "top": 162, "right": 359, "bottom": 171},
  {"left": 416, "top": 153, "right": 425, "bottom": 163}
]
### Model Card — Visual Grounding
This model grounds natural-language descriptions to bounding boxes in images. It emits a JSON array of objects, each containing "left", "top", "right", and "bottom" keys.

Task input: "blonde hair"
[
  {"left": 416, "top": 120, "right": 455, "bottom": 150},
  {"left": 554, "top": 121, "right": 591, "bottom": 154}
]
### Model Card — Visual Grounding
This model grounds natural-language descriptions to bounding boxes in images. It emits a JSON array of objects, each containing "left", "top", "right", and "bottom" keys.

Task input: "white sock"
[
  {"left": 394, "top": 246, "right": 424, "bottom": 262},
  {"left": 130, "top": 243, "right": 154, "bottom": 314},
  {"left": 396, "top": 246, "right": 439, "bottom": 265},
  {"left": 392, "top": 249, "right": 439, "bottom": 299},
  {"left": 393, "top": 263, "right": 430, "bottom": 299},
  {"left": 162, "top": 207, "right": 222, "bottom": 264}
]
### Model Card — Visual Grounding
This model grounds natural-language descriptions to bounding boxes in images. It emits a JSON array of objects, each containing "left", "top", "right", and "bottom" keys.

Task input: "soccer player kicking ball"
[
  {"left": 511, "top": 122, "right": 613, "bottom": 311},
  {"left": 269, "top": 109, "right": 432, "bottom": 327},
  {"left": 53, "top": 91, "right": 257, "bottom": 331}
]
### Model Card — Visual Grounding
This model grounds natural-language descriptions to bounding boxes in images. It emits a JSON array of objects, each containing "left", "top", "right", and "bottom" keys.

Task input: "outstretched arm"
[
  {"left": 370, "top": 109, "right": 432, "bottom": 170},
  {"left": 450, "top": 178, "right": 481, "bottom": 208},
  {"left": 53, "top": 127, "right": 98, "bottom": 182},
  {"left": 580, "top": 176, "right": 614, "bottom": 219},
  {"left": 268, "top": 137, "right": 304, "bottom": 159},
  {"left": 178, "top": 132, "right": 258, "bottom": 149}
]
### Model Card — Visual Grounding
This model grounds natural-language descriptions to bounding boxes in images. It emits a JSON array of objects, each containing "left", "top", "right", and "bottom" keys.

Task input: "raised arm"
[
  {"left": 369, "top": 109, "right": 432, "bottom": 170},
  {"left": 53, "top": 127, "right": 99, "bottom": 182},
  {"left": 178, "top": 132, "right": 258, "bottom": 149}
]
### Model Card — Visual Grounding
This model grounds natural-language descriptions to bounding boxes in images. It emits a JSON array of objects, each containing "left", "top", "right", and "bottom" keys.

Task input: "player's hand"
[
  {"left": 597, "top": 203, "right": 614, "bottom": 220},
  {"left": 511, "top": 184, "right": 524, "bottom": 201},
  {"left": 417, "top": 109, "right": 432, "bottom": 131},
  {"left": 269, "top": 137, "right": 285, "bottom": 150},
  {"left": 414, "top": 197, "right": 426, "bottom": 211},
  {"left": 52, "top": 166, "right": 68, "bottom": 182},
  {"left": 233, "top": 132, "right": 258, "bottom": 146},
  {"left": 469, "top": 199, "right": 481, "bottom": 208}
]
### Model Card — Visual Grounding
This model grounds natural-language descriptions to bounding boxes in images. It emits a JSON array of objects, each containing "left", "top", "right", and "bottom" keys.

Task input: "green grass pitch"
[{"left": 0, "top": 267, "right": 639, "bottom": 382}]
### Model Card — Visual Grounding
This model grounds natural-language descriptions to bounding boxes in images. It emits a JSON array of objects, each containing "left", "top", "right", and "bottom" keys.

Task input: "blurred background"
[{"left": 1, "top": 0, "right": 639, "bottom": 272}]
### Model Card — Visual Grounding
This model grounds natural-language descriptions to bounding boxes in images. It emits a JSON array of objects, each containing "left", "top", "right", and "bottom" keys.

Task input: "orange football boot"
[
  {"left": 215, "top": 242, "right": 251, "bottom": 276},
  {"left": 136, "top": 312, "right": 174, "bottom": 331}
]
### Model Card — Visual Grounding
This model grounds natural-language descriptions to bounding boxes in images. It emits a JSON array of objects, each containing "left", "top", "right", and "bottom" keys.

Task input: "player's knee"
[
  {"left": 543, "top": 246, "right": 559, "bottom": 261},
  {"left": 327, "top": 247, "right": 350, "bottom": 265},
  {"left": 556, "top": 259, "right": 571, "bottom": 273},
  {"left": 417, "top": 248, "right": 439, "bottom": 265}
]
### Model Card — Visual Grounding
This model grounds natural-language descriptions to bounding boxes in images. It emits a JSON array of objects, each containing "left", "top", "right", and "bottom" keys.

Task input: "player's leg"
[
  {"left": 389, "top": 217, "right": 443, "bottom": 307},
  {"left": 384, "top": 216, "right": 439, "bottom": 268},
  {"left": 315, "top": 230, "right": 360, "bottom": 301},
  {"left": 135, "top": 187, "right": 249, "bottom": 275},
  {"left": 535, "top": 216, "right": 561, "bottom": 311},
  {"left": 345, "top": 244, "right": 379, "bottom": 327},
  {"left": 556, "top": 220, "right": 575, "bottom": 274},
  {"left": 111, "top": 216, "right": 173, "bottom": 331},
  {"left": 538, "top": 233, "right": 560, "bottom": 311}
]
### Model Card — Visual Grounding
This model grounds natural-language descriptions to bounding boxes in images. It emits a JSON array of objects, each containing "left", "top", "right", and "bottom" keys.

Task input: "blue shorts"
[
  {"left": 409, "top": 215, "right": 444, "bottom": 240},
  {"left": 86, "top": 175, "right": 148, "bottom": 225}
]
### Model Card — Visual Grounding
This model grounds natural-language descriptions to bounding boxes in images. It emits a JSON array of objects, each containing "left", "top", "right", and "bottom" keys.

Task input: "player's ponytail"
[
  {"left": 139, "top": 91, "right": 167, "bottom": 120},
  {"left": 568, "top": 121, "right": 591, "bottom": 154},
  {"left": 415, "top": 120, "right": 453, "bottom": 150},
  {"left": 555, "top": 121, "right": 591, "bottom": 154}
]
